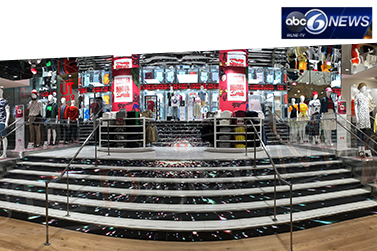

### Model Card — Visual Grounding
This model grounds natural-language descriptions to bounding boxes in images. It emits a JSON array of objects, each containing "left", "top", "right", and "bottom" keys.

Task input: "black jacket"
[{"left": 320, "top": 97, "right": 335, "bottom": 113}]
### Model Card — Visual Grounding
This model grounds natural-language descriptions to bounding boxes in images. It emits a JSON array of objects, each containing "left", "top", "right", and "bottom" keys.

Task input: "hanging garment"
[
  {"left": 146, "top": 125, "right": 158, "bottom": 144},
  {"left": 374, "top": 114, "right": 377, "bottom": 133},
  {"left": 355, "top": 92, "right": 371, "bottom": 129}
]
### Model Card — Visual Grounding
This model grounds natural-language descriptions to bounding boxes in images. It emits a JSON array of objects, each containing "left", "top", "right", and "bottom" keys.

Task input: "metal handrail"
[
  {"left": 335, "top": 117, "right": 377, "bottom": 156},
  {"left": 273, "top": 110, "right": 377, "bottom": 156},
  {"left": 0, "top": 118, "right": 22, "bottom": 135},
  {"left": 337, "top": 115, "right": 377, "bottom": 153},
  {"left": 246, "top": 118, "right": 293, "bottom": 251},
  {"left": 43, "top": 121, "right": 100, "bottom": 246},
  {"left": 1, "top": 120, "right": 28, "bottom": 140}
]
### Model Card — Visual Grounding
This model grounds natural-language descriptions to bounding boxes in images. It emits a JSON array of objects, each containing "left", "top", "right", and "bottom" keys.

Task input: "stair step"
[
  {"left": 0, "top": 188, "right": 369, "bottom": 213},
  {"left": 0, "top": 200, "right": 376, "bottom": 231},
  {"left": 0, "top": 178, "right": 359, "bottom": 197},
  {"left": 16, "top": 160, "right": 343, "bottom": 172},
  {"left": 6, "top": 168, "right": 351, "bottom": 184}
]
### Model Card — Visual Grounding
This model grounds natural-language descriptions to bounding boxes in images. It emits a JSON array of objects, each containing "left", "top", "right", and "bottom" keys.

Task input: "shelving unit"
[
  {"left": 99, "top": 117, "right": 155, "bottom": 152},
  {"left": 205, "top": 117, "right": 263, "bottom": 153}
]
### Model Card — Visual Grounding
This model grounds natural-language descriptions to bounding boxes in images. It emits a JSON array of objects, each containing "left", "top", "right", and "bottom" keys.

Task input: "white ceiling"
[{"left": 0, "top": 77, "right": 30, "bottom": 89}]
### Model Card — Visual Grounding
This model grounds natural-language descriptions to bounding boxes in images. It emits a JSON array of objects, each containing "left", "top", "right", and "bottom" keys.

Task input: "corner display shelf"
[
  {"left": 205, "top": 117, "right": 263, "bottom": 153},
  {"left": 99, "top": 117, "right": 155, "bottom": 153}
]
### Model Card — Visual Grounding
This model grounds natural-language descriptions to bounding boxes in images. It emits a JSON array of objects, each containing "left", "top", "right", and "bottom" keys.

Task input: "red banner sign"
[{"left": 141, "top": 83, "right": 220, "bottom": 90}]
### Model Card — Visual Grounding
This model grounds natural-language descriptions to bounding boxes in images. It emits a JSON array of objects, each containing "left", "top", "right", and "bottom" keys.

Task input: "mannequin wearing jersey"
[
  {"left": 288, "top": 98, "right": 298, "bottom": 142},
  {"left": 58, "top": 97, "right": 69, "bottom": 143},
  {"left": 309, "top": 91, "right": 321, "bottom": 144},
  {"left": 0, "top": 87, "right": 10, "bottom": 158},
  {"left": 297, "top": 95, "right": 309, "bottom": 144},
  {"left": 45, "top": 94, "right": 58, "bottom": 145},
  {"left": 67, "top": 100, "right": 79, "bottom": 142},
  {"left": 320, "top": 88, "right": 336, "bottom": 146}
]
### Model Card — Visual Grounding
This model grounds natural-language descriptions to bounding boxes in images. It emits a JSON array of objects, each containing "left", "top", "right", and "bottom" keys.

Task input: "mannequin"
[
  {"left": 28, "top": 89, "right": 43, "bottom": 147},
  {"left": 167, "top": 86, "right": 174, "bottom": 118},
  {"left": 309, "top": 92, "right": 321, "bottom": 144},
  {"left": 320, "top": 88, "right": 336, "bottom": 146},
  {"left": 193, "top": 95, "right": 202, "bottom": 119},
  {"left": 297, "top": 95, "right": 309, "bottom": 144},
  {"left": 368, "top": 89, "right": 376, "bottom": 124},
  {"left": 198, "top": 85, "right": 207, "bottom": 107},
  {"left": 45, "top": 94, "right": 58, "bottom": 145},
  {"left": 309, "top": 91, "right": 321, "bottom": 144},
  {"left": 0, "top": 87, "right": 10, "bottom": 158},
  {"left": 68, "top": 100, "right": 79, "bottom": 142},
  {"left": 355, "top": 83, "right": 371, "bottom": 155},
  {"left": 288, "top": 98, "right": 298, "bottom": 142},
  {"left": 171, "top": 91, "right": 179, "bottom": 121},
  {"left": 58, "top": 97, "right": 69, "bottom": 143}
]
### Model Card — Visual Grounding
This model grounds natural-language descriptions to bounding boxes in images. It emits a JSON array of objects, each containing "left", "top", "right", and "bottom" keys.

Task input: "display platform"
[{"left": 24, "top": 145, "right": 334, "bottom": 161}]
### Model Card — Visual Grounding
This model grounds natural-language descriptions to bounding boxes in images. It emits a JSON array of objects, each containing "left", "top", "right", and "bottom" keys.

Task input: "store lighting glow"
[
  {"left": 345, "top": 68, "right": 350, "bottom": 72},
  {"left": 292, "top": 82, "right": 297, "bottom": 86}
]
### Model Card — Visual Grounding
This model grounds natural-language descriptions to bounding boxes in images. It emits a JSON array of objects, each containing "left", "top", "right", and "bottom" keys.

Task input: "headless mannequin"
[
  {"left": 298, "top": 95, "right": 308, "bottom": 143},
  {"left": 288, "top": 98, "right": 298, "bottom": 142},
  {"left": 59, "top": 97, "right": 68, "bottom": 143},
  {"left": 0, "top": 88, "right": 10, "bottom": 159},
  {"left": 355, "top": 85, "right": 370, "bottom": 153},
  {"left": 68, "top": 100, "right": 79, "bottom": 142},
  {"left": 46, "top": 94, "right": 58, "bottom": 145}
]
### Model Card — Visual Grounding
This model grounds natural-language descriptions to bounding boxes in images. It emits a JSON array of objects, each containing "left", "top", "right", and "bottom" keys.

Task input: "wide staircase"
[
  {"left": 152, "top": 121, "right": 210, "bottom": 147},
  {"left": 0, "top": 152, "right": 376, "bottom": 242}
]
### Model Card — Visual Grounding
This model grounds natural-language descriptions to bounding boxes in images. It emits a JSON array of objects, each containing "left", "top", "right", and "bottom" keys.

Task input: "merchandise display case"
[{"left": 99, "top": 117, "right": 155, "bottom": 152}]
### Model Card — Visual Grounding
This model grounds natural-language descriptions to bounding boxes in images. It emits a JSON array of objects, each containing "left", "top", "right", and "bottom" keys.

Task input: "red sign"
[
  {"left": 249, "top": 84, "right": 287, "bottom": 91},
  {"left": 141, "top": 83, "right": 220, "bottom": 90},
  {"left": 60, "top": 80, "right": 75, "bottom": 102},
  {"left": 338, "top": 100, "right": 347, "bottom": 115},
  {"left": 227, "top": 73, "right": 246, "bottom": 101},
  {"left": 113, "top": 58, "right": 132, "bottom": 70}
]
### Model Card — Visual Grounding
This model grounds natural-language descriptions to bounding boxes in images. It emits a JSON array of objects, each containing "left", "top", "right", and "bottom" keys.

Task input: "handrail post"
[
  {"left": 245, "top": 119, "right": 248, "bottom": 156},
  {"left": 66, "top": 170, "right": 70, "bottom": 216},
  {"left": 44, "top": 182, "right": 50, "bottom": 246},
  {"left": 94, "top": 115, "right": 98, "bottom": 167},
  {"left": 290, "top": 185, "right": 293, "bottom": 251},
  {"left": 107, "top": 118, "right": 110, "bottom": 156},
  {"left": 254, "top": 120, "right": 256, "bottom": 168},
  {"left": 273, "top": 172, "right": 277, "bottom": 221}
]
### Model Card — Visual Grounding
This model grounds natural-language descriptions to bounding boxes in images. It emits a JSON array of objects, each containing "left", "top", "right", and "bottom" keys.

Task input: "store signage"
[
  {"left": 282, "top": 7, "right": 372, "bottom": 39},
  {"left": 60, "top": 80, "right": 75, "bottom": 102},
  {"left": 113, "top": 58, "right": 133, "bottom": 70},
  {"left": 227, "top": 54, "right": 247, "bottom": 67},
  {"left": 15, "top": 105, "right": 25, "bottom": 151},
  {"left": 93, "top": 86, "right": 111, "bottom": 93},
  {"left": 141, "top": 83, "right": 220, "bottom": 90},
  {"left": 113, "top": 75, "right": 133, "bottom": 103},
  {"left": 338, "top": 100, "right": 346, "bottom": 115},
  {"left": 227, "top": 73, "right": 247, "bottom": 101},
  {"left": 249, "top": 84, "right": 287, "bottom": 91}
]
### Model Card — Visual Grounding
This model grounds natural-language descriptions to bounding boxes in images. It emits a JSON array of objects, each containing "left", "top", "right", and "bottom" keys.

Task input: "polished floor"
[
  {"left": 25, "top": 145, "right": 335, "bottom": 161},
  {"left": 1, "top": 214, "right": 377, "bottom": 251}
]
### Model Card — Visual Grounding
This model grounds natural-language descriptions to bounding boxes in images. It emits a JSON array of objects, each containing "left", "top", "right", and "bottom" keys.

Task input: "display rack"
[
  {"left": 99, "top": 117, "right": 155, "bottom": 152},
  {"left": 205, "top": 117, "right": 263, "bottom": 153}
]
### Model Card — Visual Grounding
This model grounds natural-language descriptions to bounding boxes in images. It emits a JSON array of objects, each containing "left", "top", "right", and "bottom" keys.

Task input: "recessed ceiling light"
[
  {"left": 345, "top": 68, "right": 350, "bottom": 72},
  {"left": 13, "top": 75, "right": 18, "bottom": 78}
]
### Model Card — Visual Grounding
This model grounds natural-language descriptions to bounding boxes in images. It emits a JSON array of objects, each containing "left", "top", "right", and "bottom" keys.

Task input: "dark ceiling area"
[{"left": 0, "top": 60, "right": 34, "bottom": 80}]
